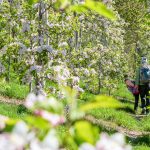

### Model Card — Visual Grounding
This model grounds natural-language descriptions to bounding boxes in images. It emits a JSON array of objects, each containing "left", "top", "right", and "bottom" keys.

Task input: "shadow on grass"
[
  {"left": 117, "top": 106, "right": 135, "bottom": 114},
  {"left": 117, "top": 98, "right": 134, "bottom": 104},
  {"left": 128, "top": 135, "right": 150, "bottom": 147},
  {"left": 17, "top": 104, "right": 31, "bottom": 115}
]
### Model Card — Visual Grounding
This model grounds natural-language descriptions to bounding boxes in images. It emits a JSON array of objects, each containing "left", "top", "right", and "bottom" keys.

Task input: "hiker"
[
  {"left": 124, "top": 75, "right": 139, "bottom": 113},
  {"left": 135, "top": 57, "right": 150, "bottom": 115}
]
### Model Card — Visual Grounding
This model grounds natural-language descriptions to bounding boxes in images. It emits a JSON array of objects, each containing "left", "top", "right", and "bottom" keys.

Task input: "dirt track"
[
  {"left": 0, "top": 95, "right": 24, "bottom": 105},
  {"left": 85, "top": 115, "right": 150, "bottom": 138}
]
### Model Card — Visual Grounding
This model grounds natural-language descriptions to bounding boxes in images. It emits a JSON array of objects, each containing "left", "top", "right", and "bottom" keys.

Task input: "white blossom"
[
  {"left": 25, "top": 56, "right": 35, "bottom": 65},
  {"left": 35, "top": 110, "right": 65, "bottom": 126},
  {"left": 96, "top": 133, "right": 132, "bottom": 150},
  {"left": 30, "top": 65, "right": 42, "bottom": 73},
  {"left": 47, "top": 23, "right": 54, "bottom": 28},
  {"left": 21, "top": 19, "right": 30, "bottom": 32},
  {"left": 25, "top": 93, "right": 37, "bottom": 108},
  {"left": 0, "top": 134, "right": 18, "bottom": 150},
  {"left": 0, "top": 62, "right": 5, "bottom": 74},
  {"left": 53, "top": 66, "right": 61, "bottom": 73},
  {"left": 30, "top": 130, "right": 59, "bottom": 150},
  {"left": 33, "top": 3, "right": 40, "bottom": 9},
  {"left": 31, "top": 34, "right": 38, "bottom": 43},
  {"left": 47, "top": 97, "right": 61, "bottom": 109},
  {"left": 11, "top": 121, "right": 29, "bottom": 147},
  {"left": 22, "top": 73, "right": 33, "bottom": 84},
  {"left": 79, "top": 15, "right": 84, "bottom": 21},
  {"left": 61, "top": 50, "right": 67, "bottom": 56},
  {"left": 90, "top": 69, "right": 96, "bottom": 75},
  {"left": 73, "top": 85, "right": 84, "bottom": 93},
  {"left": 0, "top": 115, "right": 8, "bottom": 130},
  {"left": 83, "top": 69, "right": 90, "bottom": 76},
  {"left": 0, "top": 0, "right": 3, "bottom": 4},
  {"left": 57, "top": 91, "right": 66, "bottom": 99},
  {"left": 111, "top": 133, "right": 125, "bottom": 146},
  {"left": 42, "top": 129, "right": 59, "bottom": 150},
  {"left": 58, "top": 42, "right": 68, "bottom": 47},
  {"left": 36, "top": 45, "right": 53, "bottom": 53},
  {"left": 1, "top": 42, "right": 27, "bottom": 55},
  {"left": 103, "top": 0, "right": 112, "bottom": 4},
  {"left": 72, "top": 76, "right": 80, "bottom": 85},
  {"left": 79, "top": 143, "right": 96, "bottom": 150},
  {"left": 66, "top": 16, "right": 72, "bottom": 20},
  {"left": 12, "top": 121, "right": 29, "bottom": 137}
]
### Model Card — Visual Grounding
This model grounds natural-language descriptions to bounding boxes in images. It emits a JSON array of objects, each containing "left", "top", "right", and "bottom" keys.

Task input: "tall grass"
[
  {"left": 112, "top": 83, "right": 134, "bottom": 100},
  {"left": 0, "top": 80, "right": 29, "bottom": 99},
  {"left": 0, "top": 102, "right": 28, "bottom": 119}
]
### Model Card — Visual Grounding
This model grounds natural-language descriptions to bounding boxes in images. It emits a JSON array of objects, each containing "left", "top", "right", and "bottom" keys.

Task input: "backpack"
[
  {"left": 131, "top": 86, "right": 139, "bottom": 95},
  {"left": 140, "top": 65, "right": 150, "bottom": 83},
  {"left": 126, "top": 80, "right": 139, "bottom": 95}
]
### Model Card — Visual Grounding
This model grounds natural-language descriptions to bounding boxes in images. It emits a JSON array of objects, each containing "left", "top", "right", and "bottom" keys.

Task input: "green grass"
[
  {"left": 80, "top": 83, "right": 134, "bottom": 102},
  {"left": 0, "top": 80, "right": 29, "bottom": 99},
  {"left": 0, "top": 79, "right": 133, "bottom": 101},
  {"left": 88, "top": 108, "right": 141, "bottom": 131},
  {"left": 80, "top": 92, "right": 147, "bottom": 131},
  {"left": 78, "top": 86, "right": 150, "bottom": 132},
  {"left": 79, "top": 91, "right": 95, "bottom": 102},
  {"left": 133, "top": 146, "right": 150, "bottom": 150},
  {"left": 0, "top": 102, "right": 29, "bottom": 119},
  {"left": 131, "top": 135, "right": 150, "bottom": 149},
  {"left": 141, "top": 117, "right": 150, "bottom": 132},
  {"left": 112, "top": 83, "right": 134, "bottom": 100},
  {"left": 86, "top": 98, "right": 150, "bottom": 132}
]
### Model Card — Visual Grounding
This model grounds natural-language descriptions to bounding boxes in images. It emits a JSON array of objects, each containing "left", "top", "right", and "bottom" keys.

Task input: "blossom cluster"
[
  {"left": 79, "top": 133, "right": 131, "bottom": 150},
  {"left": 0, "top": 62, "right": 5, "bottom": 74},
  {"left": 0, "top": 93, "right": 132, "bottom": 150},
  {"left": 0, "top": 121, "right": 60, "bottom": 150},
  {"left": 1, "top": 42, "right": 27, "bottom": 55}
]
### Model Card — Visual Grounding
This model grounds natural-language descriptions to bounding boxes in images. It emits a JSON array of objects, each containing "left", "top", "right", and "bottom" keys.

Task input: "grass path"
[
  {"left": 85, "top": 115, "right": 150, "bottom": 138},
  {"left": 0, "top": 95, "right": 24, "bottom": 105}
]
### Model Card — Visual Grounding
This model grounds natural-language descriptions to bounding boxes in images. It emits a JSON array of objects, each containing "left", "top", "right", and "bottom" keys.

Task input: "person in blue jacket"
[{"left": 135, "top": 57, "right": 150, "bottom": 115}]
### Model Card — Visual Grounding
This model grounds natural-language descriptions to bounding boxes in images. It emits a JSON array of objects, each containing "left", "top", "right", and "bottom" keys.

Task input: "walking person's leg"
[
  {"left": 145, "top": 83, "right": 150, "bottom": 114},
  {"left": 134, "top": 94, "right": 139, "bottom": 113},
  {"left": 139, "top": 85, "right": 146, "bottom": 114}
]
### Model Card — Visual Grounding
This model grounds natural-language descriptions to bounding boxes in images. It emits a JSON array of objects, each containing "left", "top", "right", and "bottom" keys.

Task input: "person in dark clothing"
[
  {"left": 139, "top": 83, "right": 149, "bottom": 112},
  {"left": 135, "top": 57, "right": 150, "bottom": 115},
  {"left": 124, "top": 75, "right": 140, "bottom": 113}
]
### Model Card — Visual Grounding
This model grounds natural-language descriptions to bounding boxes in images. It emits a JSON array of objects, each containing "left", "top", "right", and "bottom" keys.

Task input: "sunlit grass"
[
  {"left": 88, "top": 108, "right": 141, "bottom": 131},
  {"left": 0, "top": 102, "right": 29, "bottom": 119},
  {"left": 111, "top": 83, "right": 134, "bottom": 100},
  {"left": 133, "top": 146, "right": 150, "bottom": 150},
  {"left": 0, "top": 80, "right": 29, "bottom": 99}
]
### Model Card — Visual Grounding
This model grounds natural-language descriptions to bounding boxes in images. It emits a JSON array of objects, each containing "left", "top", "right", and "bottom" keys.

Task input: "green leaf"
[
  {"left": 28, "top": 0, "right": 38, "bottom": 5},
  {"left": 61, "top": 86, "right": 77, "bottom": 103},
  {"left": 25, "top": 116, "right": 51, "bottom": 140},
  {"left": 70, "top": 0, "right": 116, "bottom": 20},
  {"left": 70, "top": 109, "right": 85, "bottom": 121},
  {"left": 86, "top": 0, "right": 116, "bottom": 20},
  {"left": 69, "top": 5, "right": 88, "bottom": 14},
  {"left": 72, "top": 121, "right": 99, "bottom": 145},
  {"left": 4, "top": 119, "right": 19, "bottom": 132},
  {"left": 54, "top": 0, "right": 71, "bottom": 10},
  {"left": 60, "top": 0, "right": 71, "bottom": 10},
  {"left": 80, "top": 95, "right": 122, "bottom": 111},
  {"left": 25, "top": 116, "right": 50, "bottom": 130}
]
